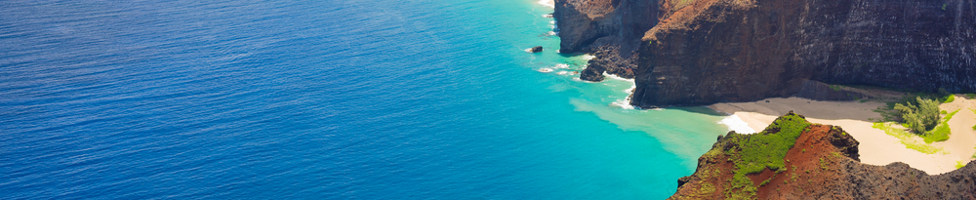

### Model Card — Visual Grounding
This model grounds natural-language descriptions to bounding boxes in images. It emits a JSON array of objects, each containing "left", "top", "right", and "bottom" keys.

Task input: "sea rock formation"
[
  {"left": 671, "top": 112, "right": 976, "bottom": 199},
  {"left": 529, "top": 46, "right": 544, "bottom": 53},
  {"left": 555, "top": 0, "right": 976, "bottom": 107},
  {"left": 553, "top": 0, "right": 658, "bottom": 81}
]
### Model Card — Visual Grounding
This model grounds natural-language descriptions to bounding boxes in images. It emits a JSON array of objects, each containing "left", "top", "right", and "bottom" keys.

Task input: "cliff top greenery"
[{"left": 722, "top": 112, "right": 811, "bottom": 199}]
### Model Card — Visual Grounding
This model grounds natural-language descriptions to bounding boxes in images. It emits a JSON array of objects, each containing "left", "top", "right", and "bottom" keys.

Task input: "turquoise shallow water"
[{"left": 0, "top": 0, "right": 728, "bottom": 199}]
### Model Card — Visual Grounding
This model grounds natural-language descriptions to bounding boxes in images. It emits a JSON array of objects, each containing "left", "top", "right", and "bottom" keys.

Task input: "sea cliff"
[{"left": 554, "top": 0, "right": 976, "bottom": 107}]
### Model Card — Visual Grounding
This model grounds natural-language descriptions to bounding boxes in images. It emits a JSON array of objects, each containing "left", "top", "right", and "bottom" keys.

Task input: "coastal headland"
[
  {"left": 549, "top": 0, "right": 976, "bottom": 198},
  {"left": 670, "top": 112, "right": 976, "bottom": 199}
]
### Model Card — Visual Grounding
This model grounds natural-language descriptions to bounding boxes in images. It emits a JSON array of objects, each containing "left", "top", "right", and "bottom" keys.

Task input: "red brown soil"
[
  {"left": 754, "top": 125, "right": 849, "bottom": 199},
  {"left": 671, "top": 115, "right": 976, "bottom": 199}
]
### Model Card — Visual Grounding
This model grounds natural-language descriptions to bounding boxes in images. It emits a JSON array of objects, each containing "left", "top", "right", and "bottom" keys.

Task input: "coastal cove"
[
  {"left": 0, "top": 0, "right": 740, "bottom": 199},
  {"left": 4, "top": 0, "right": 974, "bottom": 199}
]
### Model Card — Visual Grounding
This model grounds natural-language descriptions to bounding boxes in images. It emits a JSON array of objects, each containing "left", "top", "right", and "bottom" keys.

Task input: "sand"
[
  {"left": 538, "top": 0, "right": 555, "bottom": 8},
  {"left": 710, "top": 96, "right": 976, "bottom": 175}
]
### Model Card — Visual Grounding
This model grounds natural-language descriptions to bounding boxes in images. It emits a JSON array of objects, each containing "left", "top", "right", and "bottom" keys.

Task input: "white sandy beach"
[
  {"left": 711, "top": 96, "right": 976, "bottom": 175},
  {"left": 538, "top": 0, "right": 555, "bottom": 8}
]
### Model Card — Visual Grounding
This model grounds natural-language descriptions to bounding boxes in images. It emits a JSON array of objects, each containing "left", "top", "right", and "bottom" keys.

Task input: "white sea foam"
[
  {"left": 609, "top": 78, "right": 637, "bottom": 110},
  {"left": 537, "top": 68, "right": 554, "bottom": 73},
  {"left": 604, "top": 72, "right": 633, "bottom": 81},
  {"left": 554, "top": 63, "right": 569, "bottom": 69},
  {"left": 611, "top": 99, "right": 635, "bottom": 110},
  {"left": 537, "top": 0, "right": 555, "bottom": 8},
  {"left": 718, "top": 115, "right": 757, "bottom": 134},
  {"left": 623, "top": 82, "right": 636, "bottom": 94},
  {"left": 581, "top": 54, "right": 596, "bottom": 61},
  {"left": 556, "top": 71, "right": 570, "bottom": 75}
]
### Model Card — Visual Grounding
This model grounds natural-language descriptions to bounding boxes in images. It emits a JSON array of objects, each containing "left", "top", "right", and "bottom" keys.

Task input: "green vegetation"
[
  {"left": 956, "top": 161, "right": 966, "bottom": 169},
  {"left": 726, "top": 113, "right": 811, "bottom": 174},
  {"left": 726, "top": 173, "right": 757, "bottom": 199},
  {"left": 972, "top": 146, "right": 976, "bottom": 159},
  {"left": 819, "top": 157, "right": 829, "bottom": 171},
  {"left": 894, "top": 97, "right": 941, "bottom": 133},
  {"left": 876, "top": 93, "right": 954, "bottom": 122},
  {"left": 699, "top": 182, "right": 716, "bottom": 196},
  {"left": 789, "top": 168, "right": 798, "bottom": 182},
  {"left": 972, "top": 109, "right": 976, "bottom": 131},
  {"left": 881, "top": 95, "right": 957, "bottom": 142},
  {"left": 922, "top": 110, "right": 959, "bottom": 143},
  {"left": 872, "top": 122, "right": 945, "bottom": 154},
  {"left": 722, "top": 113, "right": 811, "bottom": 199},
  {"left": 830, "top": 152, "right": 843, "bottom": 159},
  {"left": 943, "top": 95, "right": 955, "bottom": 103},
  {"left": 829, "top": 85, "right": 842, "bottom": 91}
]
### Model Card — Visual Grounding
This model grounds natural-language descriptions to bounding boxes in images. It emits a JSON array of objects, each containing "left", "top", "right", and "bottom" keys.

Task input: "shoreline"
[
  {"left": 709, "top": 96, "right": 976, "bottom": 175},
  {"left": 537, "top": 0, "right": 554, "bottom": 8},
  {"left": 529, "top": 0, "right": 974, "bottom": 175}
]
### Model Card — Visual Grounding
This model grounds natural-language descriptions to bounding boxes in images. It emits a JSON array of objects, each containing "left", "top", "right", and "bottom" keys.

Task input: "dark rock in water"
[
  {"left": 578, "top": 43, "right": 637, "bottom": 81},
  {"left": 579, "top": 61, "right": 605, "bottom": 81},
  {"left": 529, "top": 46, "right": 543, "bottom": 53}
]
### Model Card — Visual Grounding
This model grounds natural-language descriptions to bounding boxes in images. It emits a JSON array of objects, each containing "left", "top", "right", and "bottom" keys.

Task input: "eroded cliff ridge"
[
  {"left": 671, "top": 112, "right": 976, "bottom": 199},
  {"left": 555, "top": 0, "right": 976, "bottom": 107}
]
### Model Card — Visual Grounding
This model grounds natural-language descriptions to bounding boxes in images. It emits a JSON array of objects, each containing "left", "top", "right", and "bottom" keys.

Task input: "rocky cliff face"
[
  {"left": 632, "top": 0, "right": 976, "bottom": 107},
  {"left": 553, "top": 0, "right": 658, "bottom": 81},
  {"left": 555, "top": 0, "right": 976, "bottom": 107},
  {"left": 671, "top": 112, "right": 976, "bottom": 199}
]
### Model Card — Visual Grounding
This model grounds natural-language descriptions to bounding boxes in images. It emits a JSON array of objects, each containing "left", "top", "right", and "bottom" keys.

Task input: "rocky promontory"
[
  {"left": 671, "top": 112, "right": 976, "bottom": 199},
  {"left": 553, "top": 0, "right": 658, "bottom": 81}
]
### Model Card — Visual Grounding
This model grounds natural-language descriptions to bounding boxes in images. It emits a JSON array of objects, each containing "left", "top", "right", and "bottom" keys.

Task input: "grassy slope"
[{"left": 722, "top": 113, "right": 810, "bottom": 199}]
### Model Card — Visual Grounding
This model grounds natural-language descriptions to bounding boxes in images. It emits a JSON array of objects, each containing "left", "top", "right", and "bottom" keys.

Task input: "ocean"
[{"left": 0, "top": 0, "right": 730, "bottom": 199}]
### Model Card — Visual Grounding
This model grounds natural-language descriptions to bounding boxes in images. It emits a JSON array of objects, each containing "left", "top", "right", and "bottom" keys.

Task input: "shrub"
[
  {"left": 943, "top": 95, "right": 955, "bottom": 103},
  {"left": 923, "top": 110, "right": 958, "bottom": 143},
  {"left": 894, "top": 97, "right": 940, "bottom": 134}
]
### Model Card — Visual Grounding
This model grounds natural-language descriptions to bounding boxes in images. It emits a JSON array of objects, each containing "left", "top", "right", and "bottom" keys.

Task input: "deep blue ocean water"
[{"left": 0, "top": 0, "right": 730, "bottom": 199}]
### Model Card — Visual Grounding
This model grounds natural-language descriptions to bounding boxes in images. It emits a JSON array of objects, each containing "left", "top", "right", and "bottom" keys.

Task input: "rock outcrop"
[
  {"left": 633, "top": 0, "right": 976, "bottom": 107},
  {"left": 553, "top": 0, "right": 658, "bottom": 81},
  {"left": 529, "top": 46, "right": 544, "bottom": 53},
  {"left": 671, "top": 112, "right": 976, "bottom": 199},
  {"left": 555, "top": 0, "right": 976, "bottom": 107}
]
